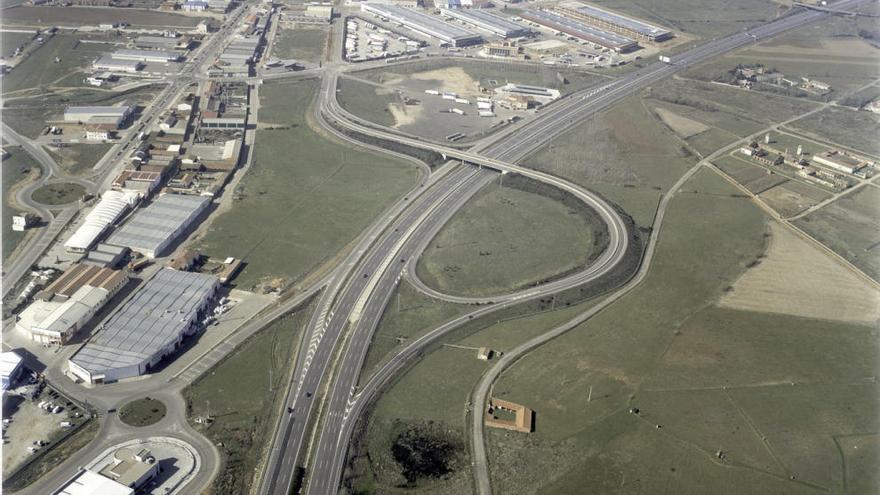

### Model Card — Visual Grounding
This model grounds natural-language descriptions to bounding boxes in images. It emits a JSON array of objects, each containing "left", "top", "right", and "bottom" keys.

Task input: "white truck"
[{"left": 659, "top": 55, "right": 672, "bottom": 64}]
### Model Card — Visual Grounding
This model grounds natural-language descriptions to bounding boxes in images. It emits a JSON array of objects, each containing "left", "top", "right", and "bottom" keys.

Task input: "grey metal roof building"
[
  {"left": 361, "top": 3, "right": 482, "bottom": 46},
  {"left": 107, "top": 194, "right": 210, "bottom": 259},
  {"left": 521, "top": 10, "right": 637, "bottom": 52},
  {"left": 111, "top": 49, "right": 181, "bottom": 63},
  {"left": 68, "top": 268, "right": 219, "bottom": 384},
  {"left": 554, "top": 2, "right": 672, "bottom": 42},
  {"left": 439, "top": 8, "right": 529, "bottom": 38}
]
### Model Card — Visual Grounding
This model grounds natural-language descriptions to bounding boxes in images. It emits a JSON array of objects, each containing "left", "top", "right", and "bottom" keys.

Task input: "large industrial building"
[
  {"left": 63, "top": 106, "right": 133, "bottom": 128},
  {"left": 1, "top": 351, "right": 24, "bottom": 391},
  {"left": 813, "top": 150, "right": 870, "bottom": 175},
  {"left": 554, "top": 2, "right": 672, "bottom": 42},
  {"left": 68, "top": 268, "right": 219, "bottom": 384},
  {"left": 361, "top": 3, "right": 483, "bottom": 46},
  {"left": 93, "top": 56, "right": 144, "bottom": 73},
  {"left": 439, "top": 8, "right": 529, "bottom": 38},
  {"left": 111, "top": 49, "right": 181, "bottom": 63},
  {"left": 106, "top": 193, "right": 211, "bottom": 259},
  {"left": 65, "top": 190, "right": 141, "bottom": 253},
  {"left": 16, "top": 264, "right": 128, "bottom": 344},
  {"left": 521, "top": 10, "right": 638, "bottom": 52}
]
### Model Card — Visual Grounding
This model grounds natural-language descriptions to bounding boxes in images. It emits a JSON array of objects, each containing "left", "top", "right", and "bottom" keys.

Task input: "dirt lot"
[
  {"left": 1, "top": 6, "right": 202, "bottom": 27},
  {"left": 654, "top": 106, "right": 709, "bottom": 138},
  {"left": 758, "top": 181, "right": 829, "bottom": 218},
  {"left": 719, "top": 221, "right": 880, "bottom": 325},
  {"left": 2, "top": 390, "right": 78, "bottom": 477}
]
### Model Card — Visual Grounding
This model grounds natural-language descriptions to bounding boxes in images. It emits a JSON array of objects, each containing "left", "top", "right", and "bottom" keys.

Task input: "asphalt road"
[{"left": 269, "top": 2, "right": 864, "bottom": 494}]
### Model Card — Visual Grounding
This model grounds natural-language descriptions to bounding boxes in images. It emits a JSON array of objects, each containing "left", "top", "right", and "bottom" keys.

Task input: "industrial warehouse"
[
  {"left": 107, "top": 193, "right": 211, "bottom": 259},
  {"left": 63, "top": 106, "right": 133, "bottom": 128},
  {"left": 109, "top": 49, "right": 182, "bottom": 63},
  {"left": 68, "top": 268, "right": 219, "bottom": 384},
  {"left": 361, "top": 3, "right": 483, "bottom": 47},
  {"left": 554, "top": 2, "right": 672, "bottom": 42},
  {"left": 65, "top": 190, "right": 142, "bottom": 253},
  {"left": 440, "top": 8, "right": 530, "bottom": 38},
  {"left": 522, "top": 9, "right": 638, "bottom": 52},
  {"left": 16, "top": 264, "right": 128, "bottom": 344}
]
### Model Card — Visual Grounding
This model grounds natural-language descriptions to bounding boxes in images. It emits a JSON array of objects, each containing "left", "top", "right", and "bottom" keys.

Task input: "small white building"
[
  {"left": 86, "top": 129, "right": 110, "bottom": 141},
  {"left": 1, "top": 351, "right": 24, "bottom": 391}
]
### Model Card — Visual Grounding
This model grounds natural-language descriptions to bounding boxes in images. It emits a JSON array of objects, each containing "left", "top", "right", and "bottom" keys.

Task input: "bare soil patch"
[
  {"left": 654, "top": 107, "right": 710, "bottom": 138},
  {"left": 387, "top": 66, "right": 481, "bottom": 99},
  {"left": 719, "top": 221, "right": 880, "bottom": 325}
]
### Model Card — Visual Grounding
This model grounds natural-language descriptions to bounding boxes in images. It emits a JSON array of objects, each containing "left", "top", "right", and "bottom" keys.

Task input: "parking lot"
[{"left": 2, "top": 384, "right": 88, "bottom": 477}]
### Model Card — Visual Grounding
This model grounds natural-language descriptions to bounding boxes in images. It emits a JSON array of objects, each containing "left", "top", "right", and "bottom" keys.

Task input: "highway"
[{"left": 259, "top": 1, "right": 864, "bottom": 494}]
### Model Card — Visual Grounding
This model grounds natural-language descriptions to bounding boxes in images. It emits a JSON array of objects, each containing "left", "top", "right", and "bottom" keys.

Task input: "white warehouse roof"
[
  {"left": 50, "top": 469, "right": 133, "bottom": 495},
  {"left": 106, "top": 194, "right": 210, "bottom": 258},
  {"left": 65, "top": 190, "right": 141, "bottom": 252},
  {"left": 68, "top": 269, "right": 219, "bottom": 383},
  {"left": 1, "top": 351, "right": 23, "bottom": 391},
  {"left": 111, "top": 49, "right": 181, "bottom": 62}
]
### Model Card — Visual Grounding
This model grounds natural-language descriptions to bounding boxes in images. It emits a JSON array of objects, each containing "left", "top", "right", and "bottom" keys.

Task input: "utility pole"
[
  {"left": 587, "top": 386, "right": 593, "bottom": 404},
  {"left": 268, "top": 367, "right": 272, "bottom": 392}
]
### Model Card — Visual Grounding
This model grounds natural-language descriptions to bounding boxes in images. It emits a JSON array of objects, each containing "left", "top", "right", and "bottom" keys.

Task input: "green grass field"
[
  {"left": 358, "top": 280, "right": 469, "bottom": 386},
  {"left": 522, "top": 96, "right": 698, "bottom": 229},
  {"left": 337, "top": 76, "right": 397, "bottom": 128},
  {"left": 596, "top": 0, "right": 784, "bottom": 40},
  {"left": 788, "top": 106, "right": 880, "bottom": 157},
  {"left": 185, "top": 302, "right": 313, "bottom": 495},
  {"left": 30, "top": 182, "right": 84, "bottom": 205},
  {"left": 350, "top": 297, "right": 598, "bottom": 494},
  {"left": 195, "top": 78, "right": 420, "bottom": 292},
  {"left": 271, "top": 27, "right": 326, "bottom": 62},
  {"left": 1, "top": 34, "right": 110, "bottom": 94},
  {"left": 795, "top": 186, "right": 880, "bottom": 282},
  {"left": 1, "top": 31, "right": 34, "bottom": 58},
  {"left": 684, "top": 13, "right": 880, "bottom": 97},
  {"left": 483, "top": 169, "right": 878, "bottom": 494},
  {"left": 2, "top": 147, "right": 40, "bottom": 261},
  {"left": 49, "top": 143, "right": 112, "bottom": 176},
  {"left": 118, "top": 397, "right": 166, "bottom": 427},
  {"left": 416, "top": 176, "right": 605, "bottom": 297}
]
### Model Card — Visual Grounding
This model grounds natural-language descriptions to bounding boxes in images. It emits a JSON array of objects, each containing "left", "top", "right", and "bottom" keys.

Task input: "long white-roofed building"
[
  {"left": 68, "top": 268, "right": 219, "bottom": 384},
  {"left": 65, "top": 190, "right": 141, "bottom": 253},
  {"left": 554, "top": 2, "right": 672, "bottom": 42},
  {"left": 521, "top": 9, "right": 637, "bottom": 52},
  {"left": 439, "top": 8, "right": 529, "bottom": 38},
  {"left": 64, "top": 106, "right": 133, "bottom": 128},
  {"left": 110, "top": 49, "right": 182, "bottom": 63},
  {"left": 361, "top": 3, "right": 482, "bottom": 46}
]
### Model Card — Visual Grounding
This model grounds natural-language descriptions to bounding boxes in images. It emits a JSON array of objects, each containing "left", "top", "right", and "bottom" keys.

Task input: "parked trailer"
[
  {"left": 451, "top": 108, "right": 465, "bottom": 115},
  {"left": 454, "top": 98, "right": 469, "bottom": 104},
  {"left": 425, "top": 89, "right": 440, "bottom": 95},
  {"left": 479, "top": 111, "right": 495, "bottom": 117}
]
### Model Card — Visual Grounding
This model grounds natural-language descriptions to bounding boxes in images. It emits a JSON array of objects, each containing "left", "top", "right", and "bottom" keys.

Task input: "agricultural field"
[
  {"left": 719, "top": 221, "right": 880, "bottom": 324},
  {"left": 485, "top": 169, "right": 879, "bottom": 494},
  {"left": 194, "top": 78, "right": 421, "bottom": 292},
  {"left": 788, "top": 106, "right": 880, "bottom": 157},
  {"left": 795, "top": 186, "right": 880, "bottom": 282},
  {"left": 2, "top": 147, "right": 41, "bottom": 261},
  {"left": 757, "top": 180, "right": 831, "bottom": 218},
  {"left": 595, "top": 0, "right": 785, "bottom": 40},
  {"left": 185, "top": 302, "right": 313, "bottom": 495},
  {"left": 523, "top": 95, "right": 698, "bottom": 229},
  {"left": 684, "top": 12, "right": 880, "bottom": 97},
  {"left": 1, "top": 6, "right": 202, "bottom": 28},
  {"left": 416, "top": 175, "right": 607, "bottom": 297},
  {"left": 271, "top": 27, "right": 327, "bottom": 62}
]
